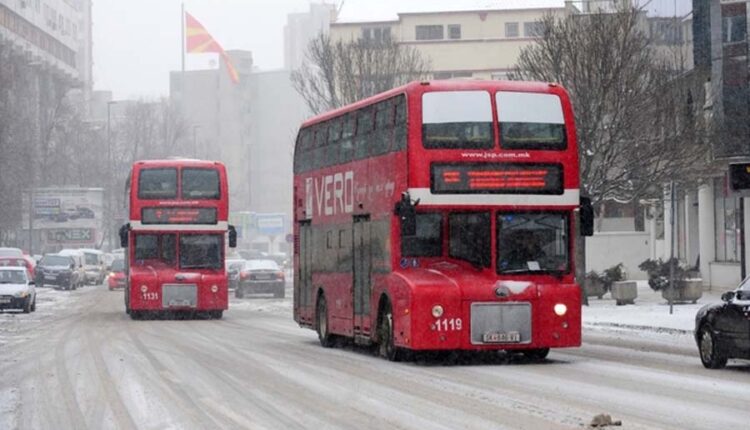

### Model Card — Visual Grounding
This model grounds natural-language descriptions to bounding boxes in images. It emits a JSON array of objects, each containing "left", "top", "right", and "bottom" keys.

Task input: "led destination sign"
[
  {"left": 142, "top": 207, "right": 217, "bottom": 224},
  {"left": 431, "top": 163, "right": 563, "bottom": 194}
]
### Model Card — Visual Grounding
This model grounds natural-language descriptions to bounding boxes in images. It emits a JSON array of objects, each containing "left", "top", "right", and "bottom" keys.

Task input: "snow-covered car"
[
  {"left": 107, "top": 259, "right": 126, "bottom": 290},
  {"left": 0, "top": 247, "right": 24, "bottom": 258},
  {"left": 0, "top": 266, "right": 36, "bottom": 313},
  {"left": 226, "top": 258, "right": 245, "bottom": 290},
  {"left": 0, "top": 256, "right": 35, "bottom": 278},
  {"left": 35, "top": 254, "right": 79, "bottom": 290},
  {"left": 79, "top": 248, "right": 106, "bottom": 284},
  {"left": 695, "top": 276, "right": 750, "bottom": 369},
  {"left": 235, "top": 259, "right": 285, "bottom": 299}
]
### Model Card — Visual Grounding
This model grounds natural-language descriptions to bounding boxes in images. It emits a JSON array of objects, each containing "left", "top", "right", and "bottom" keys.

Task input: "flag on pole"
[{"left": 185, "top": 12, "right": 239, "bottom": 84}]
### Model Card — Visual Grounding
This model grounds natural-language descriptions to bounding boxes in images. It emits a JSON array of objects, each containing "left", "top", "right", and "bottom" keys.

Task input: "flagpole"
[{"left": 181, "top": 2, "right": 185, "bottom": 73}]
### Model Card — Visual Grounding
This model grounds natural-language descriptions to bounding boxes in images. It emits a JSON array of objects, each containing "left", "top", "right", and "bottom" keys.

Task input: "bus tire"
[
  {"left": 130, "top": 311, "right": 142, "bottom": 320},
  {"left": 522, "top": 348, "right": 550, "bottom": 361},
  {"left": 316, "top": 294, "right": 334, "bottom": 348},
  {"left": 378, "top": 301, "right": 402, "bottom": 362},
  {"left": 211, "top": 310, "right": 223, "bottom": 319}
]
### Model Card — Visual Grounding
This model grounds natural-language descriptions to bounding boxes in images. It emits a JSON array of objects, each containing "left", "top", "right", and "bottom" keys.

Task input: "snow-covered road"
[{"left": 1, "top": 286, "right": 749, "bottom": 430}]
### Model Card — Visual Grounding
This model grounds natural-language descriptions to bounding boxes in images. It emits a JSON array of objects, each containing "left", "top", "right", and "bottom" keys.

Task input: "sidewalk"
[{"left": 582, "top": 281, "right": 723, "bottom": 335}]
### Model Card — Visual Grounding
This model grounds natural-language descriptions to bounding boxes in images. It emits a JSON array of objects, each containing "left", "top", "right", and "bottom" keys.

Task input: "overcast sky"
[{"left": 92, "top": 0, "right": 686, "bottom": 100}]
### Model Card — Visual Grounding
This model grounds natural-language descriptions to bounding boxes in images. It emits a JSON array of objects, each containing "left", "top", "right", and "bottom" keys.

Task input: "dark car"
[
  {"left": 35, "top": 254, "right": 79, "bottom": 290},
  {"left": 695, "top": 277, "right": 750, "bottom": 369},
  {"left": 226, "top": 258, "right": 245, "bottom": 290},
  {"left": 235, "top": 259, "right": 285, "bottom": 299}
]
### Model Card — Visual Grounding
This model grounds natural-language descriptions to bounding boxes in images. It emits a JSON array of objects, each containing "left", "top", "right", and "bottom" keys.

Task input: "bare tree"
[
  {"left": 291, "top": 33, "right": 431, "bottom": 114},
  {"left": 513, "top": 7, "right": 710, "bottom": 206}
]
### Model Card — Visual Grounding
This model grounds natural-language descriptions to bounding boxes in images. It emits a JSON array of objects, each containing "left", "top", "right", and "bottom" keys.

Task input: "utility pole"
[{"left": 107, "top": 101, "right": 118, "bottom": 250}]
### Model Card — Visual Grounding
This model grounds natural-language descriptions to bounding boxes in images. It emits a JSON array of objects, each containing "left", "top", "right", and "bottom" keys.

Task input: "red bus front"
[
  {"left": 122, "top": 159, "right": 233, "bottom": 319},
  {"left": 293, "top": 81, "right": 590, "bottom": 359}
]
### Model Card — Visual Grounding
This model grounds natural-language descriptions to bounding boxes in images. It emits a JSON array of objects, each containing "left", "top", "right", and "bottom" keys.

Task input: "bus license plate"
[{"left": 483, "top": 331, "right": 520, "bottom": 343}]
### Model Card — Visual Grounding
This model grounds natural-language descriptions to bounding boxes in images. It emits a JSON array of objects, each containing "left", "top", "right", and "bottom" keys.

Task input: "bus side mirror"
[
  {"left": 119, "top": 223, "right": 130, "bottom": 248},
  {"left": 580, "top": 196, "right": 594, "bottom": 237},
  {"left": 228, "top": 225, "right": 237, "bottom": 248},
  {"left": 394, "top": 192, "right": 418, "bottom": 237}
]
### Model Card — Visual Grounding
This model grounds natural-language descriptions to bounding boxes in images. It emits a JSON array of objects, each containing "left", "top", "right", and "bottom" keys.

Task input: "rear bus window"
[
  {"left": 422, "top": 91, "right": 493, "bottom": 149},
  {"left": 497, "top": 92, "right": 566, "bottom": 150},
  {"left": 182, "top": 168, "right": 220, "bottom": 199},
  {"left": 138, "top": 168, "right": 177, "bottom": 199}
]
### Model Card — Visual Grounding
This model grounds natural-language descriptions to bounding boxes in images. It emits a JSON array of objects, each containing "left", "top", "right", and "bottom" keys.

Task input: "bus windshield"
[
  {"left": 179, "top": 234, "right": 222, "bottom": 270},
  {"left": 182, "top": 168, "right": 220, "bottom": 199},
  {"left": 422, "top": 91, "right": 494, "bottom": 149},
  {"left": 134, "top": 234, "right": 176, "bottom": 266},
  {"left": 138, "top": 168, "right": 177, "bottom": 199},
  {"left": 496, "top": 212, "right": 569, "bottom": 274}
]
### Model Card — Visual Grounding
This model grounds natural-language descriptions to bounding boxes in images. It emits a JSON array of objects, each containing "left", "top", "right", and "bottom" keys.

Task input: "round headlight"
[
  {"left": 431, "top": 305, "right": 444, "bottom": 318},
  {"left": 211, "top": 285, "right": 219, "bottom": 293},
  {"left": 140, "top": 285, "right": 148, "bottom": 293},
  {"left": 554, "top": 303, "right": 567, "bottom": 316}
]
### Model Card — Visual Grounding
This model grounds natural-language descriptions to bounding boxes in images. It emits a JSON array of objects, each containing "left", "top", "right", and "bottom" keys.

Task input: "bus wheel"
[
  {"left": 378, "top": 302, "right": 401, "bottom": 362},
  {"left": 130, "top": 311, "right": 142, "bottom": 320},
  {"left": 522, "top": 348, "right": 550, "bottom": 361},
  {"left": 211, "top": 310, "right": 223, "bottom": 319},
  {"left": 316, "top": 295, "right": 334, "bottom": 348}
]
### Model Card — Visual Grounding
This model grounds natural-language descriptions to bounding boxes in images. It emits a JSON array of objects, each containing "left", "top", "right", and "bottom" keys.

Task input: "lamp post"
[
  {"left": 106, "top": 101, "right": 118, "bottom": 250},
  {"left": 192, "top": 125, "right": 200, "bottom": 158}
]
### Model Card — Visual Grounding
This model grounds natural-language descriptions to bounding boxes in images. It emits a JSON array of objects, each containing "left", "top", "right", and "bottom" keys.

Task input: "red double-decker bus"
[
  {"left": 293, "top": 80, "right": 593, "bottom": 360},
  {"left": 119, "top": 159, "right": 236, "bottom": 319}
]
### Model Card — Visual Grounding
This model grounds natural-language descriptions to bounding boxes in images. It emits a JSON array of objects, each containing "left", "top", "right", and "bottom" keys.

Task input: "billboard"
[{"left": 21, "top": 188, "right": 105, "bottom": 248}]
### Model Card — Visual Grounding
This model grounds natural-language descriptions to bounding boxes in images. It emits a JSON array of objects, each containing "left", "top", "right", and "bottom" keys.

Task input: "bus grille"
[
  {"left": 470, "top": 303, "right": 531, "bottom": 345},
  {"left": 162, "top": 284, "right": 197, "bottom": 308}
]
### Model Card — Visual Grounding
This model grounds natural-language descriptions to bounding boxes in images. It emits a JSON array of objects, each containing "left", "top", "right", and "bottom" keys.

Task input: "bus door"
[
  {"left": 298, "top": 221, "right": 313, "bottom": 323},
  {"left": 353, "top": 215, "right": 372, "bottom": 339}
]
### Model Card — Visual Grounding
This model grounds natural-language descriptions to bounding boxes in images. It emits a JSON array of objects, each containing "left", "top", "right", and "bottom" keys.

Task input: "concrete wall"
[{"left": 585, "top": 232, "right": 651, "bottom": 280}]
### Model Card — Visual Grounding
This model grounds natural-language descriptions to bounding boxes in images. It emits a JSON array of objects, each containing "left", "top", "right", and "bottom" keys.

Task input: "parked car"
[
  {"left": 0, "top": 247, "right": 24, "bottom": 258},
  {"left": 226, "top": 258, "right": 245, "bottom": 290},
  {"left": 235, "top": 259, "right": 285, "bottom": 299},
  {"left": 0, "top": 257, "right": 35, "bottom": 278},
  {"left": 695, "top": 276, "right": 750, "bottom": 369},
  {"left": 35, "top": 254, "right": 79, "bottom": 290},
  {"left": 0, "top": 266, "right": 36, "bottom": 313},
  {"left": 107, "top": 259, "right": 126, "bottom": 291},
  {"left": 79, "top": 248, "right": 106, "bottom": 285},
  {"left": 57, "top": 249, "right": 86, "bottom": 288}
]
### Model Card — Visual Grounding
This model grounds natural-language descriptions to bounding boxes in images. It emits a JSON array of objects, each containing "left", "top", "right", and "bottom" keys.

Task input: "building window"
[
  {"left": 362, "top": 26, "right": 391, "bottom": 44},
  {"left": 723, "top": 13, "right": 747, "bottom": 43},
  {"left": 650, "top": 18, "right": 683, "bottom": 45},
  {"left": 505, "top": 22, "right": 519, "bottom": 38},
  {"left": 416, "top": 25, "right": 444, "bottom": 41},
  {"left": 714, "top": 178, "right": 740, "bottom": 262},
  {"left": 448, "top": 24, "right": 461, "bottom": 40},
  {"left": 524, "top": 21, "right": 544, "bottom": 37}
]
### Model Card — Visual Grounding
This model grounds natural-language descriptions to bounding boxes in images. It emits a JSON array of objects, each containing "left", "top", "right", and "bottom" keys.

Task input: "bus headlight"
[
  {"left": 554, "top": 303, "right": 567, "bottom": 316},
  {"left": 431, "top": 305, "right": 444, "bottom": 318},
  {"left": 211, "top": 285, "right": 219, "bottom": 293},
  {"left": 140, "top": 285, "right": 148, "bottom": 293}
]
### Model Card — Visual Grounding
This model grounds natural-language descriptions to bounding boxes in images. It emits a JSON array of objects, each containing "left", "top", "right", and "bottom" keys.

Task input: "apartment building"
[{"left": 329, "top": 6, "right": 566, "bottom": 80}]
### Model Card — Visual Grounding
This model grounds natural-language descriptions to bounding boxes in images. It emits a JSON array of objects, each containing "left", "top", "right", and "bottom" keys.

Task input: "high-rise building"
[{"left": 284, "top": 2, "right": 336, "bottom": 70}]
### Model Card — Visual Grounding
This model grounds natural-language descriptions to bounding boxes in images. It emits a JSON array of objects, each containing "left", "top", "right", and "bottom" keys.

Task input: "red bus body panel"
[{"left": 294, "top": 81, "right": 582, "bottom": 352}]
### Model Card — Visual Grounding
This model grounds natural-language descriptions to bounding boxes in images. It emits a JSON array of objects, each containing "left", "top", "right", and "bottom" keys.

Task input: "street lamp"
[
  {"left": 192, "top": 125, "right": 200, "bottom": 158},
  {"left": 107, "top": 101, "right": 119, "bottom": 250}
]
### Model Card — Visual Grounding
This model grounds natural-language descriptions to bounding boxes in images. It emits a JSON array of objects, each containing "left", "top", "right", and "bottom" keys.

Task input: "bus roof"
[
  {"left": 133, "top": 159, "right": 225, "bottom": 169},
  {"left": 299, "top": 80, "right": 565, "bottom": 128}
]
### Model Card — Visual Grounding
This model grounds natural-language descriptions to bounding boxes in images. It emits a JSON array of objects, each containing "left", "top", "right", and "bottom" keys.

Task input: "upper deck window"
[
  {"left": 138, "top": 168, "right": 177, "bottom": 199},
  {"left": 497, "top": 92, "right": 566, "bottom": 150},
  {"left": 422, "top": 91, "right": 493, "bottom": 150},
  {"left": 182, "top": 168, "right": 220, "bottom": 199}
]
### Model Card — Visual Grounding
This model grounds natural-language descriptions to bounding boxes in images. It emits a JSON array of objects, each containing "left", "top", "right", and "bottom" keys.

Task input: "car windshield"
[
  {"left": 84, "top": 253, "right": 99, "bottom": 264},
  {"left": 41, "top": 255, "right": 72, "bottom": 266},
  {"left": 0, "top": 270, "right": 26, "bottom": 284},
  {"left": 110, "top": 259, "right": 125, "bottom": 272},
  {"left": 245, "top": 260, "right": 280, "bottom": 271}
]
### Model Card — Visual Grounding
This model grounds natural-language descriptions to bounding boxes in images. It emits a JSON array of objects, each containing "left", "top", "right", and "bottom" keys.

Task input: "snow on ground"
[{"left": 0, "top": 387, "right": 19, "bottom": 430}]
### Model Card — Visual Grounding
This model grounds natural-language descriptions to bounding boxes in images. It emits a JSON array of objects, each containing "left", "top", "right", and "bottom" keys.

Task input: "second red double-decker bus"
[
  {"left": 119, "top": 159, "right": 236, "bottom": 319},
  {"left": 293, "top": 80, "right": 593, "bottom": 360}
]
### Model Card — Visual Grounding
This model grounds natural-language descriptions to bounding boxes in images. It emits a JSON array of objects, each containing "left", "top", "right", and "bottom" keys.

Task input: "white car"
[{"left": 0, "top": 266, "right": 36, "bottom": 313}]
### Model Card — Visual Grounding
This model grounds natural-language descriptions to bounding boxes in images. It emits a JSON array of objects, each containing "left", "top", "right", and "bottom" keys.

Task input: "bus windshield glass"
[
  {"left": 497, "top": 92, "right": 566, "bottom": 150},
  {"left": 496, "top": 212, "right": 569, "bottom": 274},
  {"left": 179, "top": 234, "right": 222, "bottom": 270},
  {"left": 182, "top": 168, "right": 220, "bottom": 199},
  {"left": 134, "top": 234, "right": 176, "bottom": 266},
  {"left": 138, "top": 168, "right": 177, "bottom": 199},
  {"left": 449, "top": 212, "right": 491, "bottom": 268},
  {"left": 422, "top": 91, "right": 493, "bottom": 149}
]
